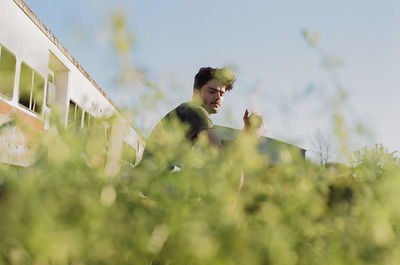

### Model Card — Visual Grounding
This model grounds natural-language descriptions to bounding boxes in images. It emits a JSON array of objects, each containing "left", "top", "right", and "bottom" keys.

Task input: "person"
[{"left": 141, "top": 66, "right": 266, "bottom": 170}]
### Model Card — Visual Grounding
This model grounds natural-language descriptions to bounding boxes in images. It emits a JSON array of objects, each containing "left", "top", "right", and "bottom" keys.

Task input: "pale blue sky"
[{"left": 25, "top": 0, "right": 400, "bottom": 160}]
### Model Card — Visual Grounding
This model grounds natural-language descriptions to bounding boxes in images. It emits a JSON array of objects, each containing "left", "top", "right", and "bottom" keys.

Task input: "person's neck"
[{"left": 192, "top": 97, "right": 213, "bottom": 115}]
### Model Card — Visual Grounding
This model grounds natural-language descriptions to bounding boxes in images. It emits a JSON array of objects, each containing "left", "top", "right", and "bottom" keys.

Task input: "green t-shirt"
[{"left": 142, "top": 102, "right": 213, "bottom": 165}]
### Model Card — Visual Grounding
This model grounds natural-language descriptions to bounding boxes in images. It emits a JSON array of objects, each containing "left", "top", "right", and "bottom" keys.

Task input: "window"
[
  {"left": 121, "top": 141, "right": 136, "bottom": 166},
  {"left": 0, "top": 45, "right": 16, "bottom": 99},
  {"left": 68, "top": 100, "right": 83, "bottom": 129},
  {"left": 69, "top": 101, "right": 97, "bottom": 129},
  {"left": 83, "top": 112, "right": 96, "bottom": 127},
  {"left": 19, "top": 62, "right": 44, "bottom": 114}
]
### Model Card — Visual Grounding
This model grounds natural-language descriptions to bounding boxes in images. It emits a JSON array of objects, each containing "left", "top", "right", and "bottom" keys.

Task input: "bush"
[{"left": 1, "top": 123, "right": 400, "bottom": 265}]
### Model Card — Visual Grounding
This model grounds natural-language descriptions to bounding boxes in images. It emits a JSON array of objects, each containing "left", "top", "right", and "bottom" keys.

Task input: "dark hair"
[{"left": 193, "top": 67, "right": 236, "bottom": 91}]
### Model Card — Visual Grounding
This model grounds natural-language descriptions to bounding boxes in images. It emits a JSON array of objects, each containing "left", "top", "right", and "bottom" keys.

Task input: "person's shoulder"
[
  {"left": 177, "top": 102, "right": 212, "bottom": 129},
  {"left": 176, "top": 102, "right": 196, "bottom": 111},
  {"left": 177, "top": 102, "right": 208, "bottom": 116}
]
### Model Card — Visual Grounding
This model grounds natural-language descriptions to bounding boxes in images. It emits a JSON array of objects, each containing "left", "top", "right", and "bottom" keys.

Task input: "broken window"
[
  {"left": 0, "top": 45, "right": 16, "bottom": 99},
  {"left": 18, "top": 62, "right": 44, "bottom": 114},
  {"left": 68, "top": 100, "right": 84, "bottom": 129}
]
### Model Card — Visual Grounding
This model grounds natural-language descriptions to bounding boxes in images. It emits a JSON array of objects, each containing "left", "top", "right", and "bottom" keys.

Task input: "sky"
[{"left": 25, "top": 0, "right": 400, "bottom": 161}]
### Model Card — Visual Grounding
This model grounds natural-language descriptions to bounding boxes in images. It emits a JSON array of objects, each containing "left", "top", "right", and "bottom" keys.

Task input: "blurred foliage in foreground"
[{"left": 1, "top": 119, "right": 400, "bottom": 265}]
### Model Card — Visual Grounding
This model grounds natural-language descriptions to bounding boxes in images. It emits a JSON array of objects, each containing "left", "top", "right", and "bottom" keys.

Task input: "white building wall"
[
  {"left": 0, "top": 0, "right": 145, "bottom": 168},
  {"left": 0, "top": 0, "right": 118, "bottom": 119}
]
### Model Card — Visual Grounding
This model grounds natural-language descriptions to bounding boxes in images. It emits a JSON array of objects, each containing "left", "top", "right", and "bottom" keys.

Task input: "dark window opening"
[
  {"left": 68, "top": 100, "right": 83, "bottom": 129},
  {"left": 18, "top": 62, "right": 44, "bottom": 114},
  {"left": 0, "top": 45, "right": 16, "bottom": 99},
  {"left": 83, "top": 112, "right": 96, "bottom": 127}
]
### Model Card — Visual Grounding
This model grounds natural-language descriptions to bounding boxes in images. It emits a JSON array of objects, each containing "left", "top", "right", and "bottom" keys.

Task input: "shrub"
[{"left": 1, "top": 123, "right": 400, "bottom": 265}]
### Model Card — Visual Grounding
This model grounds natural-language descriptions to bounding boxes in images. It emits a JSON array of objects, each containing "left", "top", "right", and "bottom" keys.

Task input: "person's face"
[{"left": 195, "top": 79, "right": 226, "bottom": 114}]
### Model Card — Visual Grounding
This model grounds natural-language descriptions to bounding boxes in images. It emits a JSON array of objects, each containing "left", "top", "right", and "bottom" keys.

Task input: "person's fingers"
[
  {"left": 253, "top": 113, "right": 262, "bottom": 119},
  {"left": 243, "top": 109, "right": 249, "bottom": 120},
  {"left": 250, "top": 113, "right": 263, "bottom": 122}
]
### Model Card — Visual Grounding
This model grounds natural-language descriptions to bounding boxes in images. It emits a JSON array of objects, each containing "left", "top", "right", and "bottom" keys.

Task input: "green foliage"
[{"left": 1, "top": 122, "right": 400, "bottom": 265}]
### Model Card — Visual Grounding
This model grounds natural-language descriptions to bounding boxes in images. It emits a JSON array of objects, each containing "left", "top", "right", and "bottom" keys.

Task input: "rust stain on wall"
[{"left": 0, "top": 100, "right": 43, "bottom": 166}]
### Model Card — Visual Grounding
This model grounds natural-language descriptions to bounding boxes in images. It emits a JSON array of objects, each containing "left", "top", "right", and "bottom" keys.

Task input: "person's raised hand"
[{"left": 243, "top": 109, "right": 267, "bottom": 137}]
